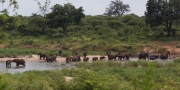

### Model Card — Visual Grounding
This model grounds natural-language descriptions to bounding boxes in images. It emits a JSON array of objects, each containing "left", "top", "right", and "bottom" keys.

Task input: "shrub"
[
  {"left": 126, "top": 61, "right": 139, "bottom": 67},
  {"left": 138, "top": 60, "right": 149, "bottom": 67},
  {"left": 176, "top": 45, "right": 180, "bottom": 48},
  {"left": 173, "top": 58, "right": 180, "bottom": 63},
  {"left": 61, "top": 51, "right": 71, "bottom": 57}
]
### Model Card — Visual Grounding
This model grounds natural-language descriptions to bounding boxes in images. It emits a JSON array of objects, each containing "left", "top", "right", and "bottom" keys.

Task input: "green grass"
[
  {"left": 0, "top": 48, "right": 114, "bottom": 57},
  {"left": 0, "top": 61, "right": 180, "bottom": 89},
  {"left": 0, "top": 48, "right": 58, "bottom": 57}
]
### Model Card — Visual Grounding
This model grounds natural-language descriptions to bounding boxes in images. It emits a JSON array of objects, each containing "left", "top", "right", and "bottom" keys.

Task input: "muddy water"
[{"left": 0, "top": 61, "right": 76, "bottom": 74}]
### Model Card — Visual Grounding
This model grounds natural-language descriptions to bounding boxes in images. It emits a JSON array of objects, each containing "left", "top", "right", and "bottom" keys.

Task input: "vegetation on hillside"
[{"left": 0, "top": 0, "right": 180, "bottom": 52}]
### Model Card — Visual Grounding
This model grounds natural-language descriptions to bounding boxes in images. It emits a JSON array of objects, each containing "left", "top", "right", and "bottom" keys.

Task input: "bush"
[
  {"left": 173, "top": 58, "right": 180, "bottom": 63},
  {"left": 176, "top": 45, "right": 180, "bottom": 48},
  {"left": 61, "top": 51, "right": 71, "bottom": 57}
]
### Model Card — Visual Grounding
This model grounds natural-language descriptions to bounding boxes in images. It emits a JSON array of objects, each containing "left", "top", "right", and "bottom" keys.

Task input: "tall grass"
[
  {"left": 0, "top": 61, "right": 180, "bottom": 89},
  {"left": 0, "top": 48, "right": 58, "bottom": 57}
]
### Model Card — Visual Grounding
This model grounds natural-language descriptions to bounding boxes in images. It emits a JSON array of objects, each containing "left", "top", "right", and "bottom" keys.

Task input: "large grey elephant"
[
  {"left": 117, "top": 52, "right": 130, "bottom": 61},
  {"left": 45, "top": 55, "right": 57, "bottom": 62},
  {"left": 6, "top": 60, "right": 12, "bottom": 68},
  {"left": 83, "top": 57, "right": 89, "bottom": 61},
  {"left": 66, "top": 56, "right": 73, "bottom": 63},
  {"left": 38, "top": 53, "right": 46, "bottom": 60},
  {"left": 106, "top": 51, "right": 118, "bottom": 61},
  {"left": 12, "top": 59, "right": 25, "bottom": 66},
  {"left": 138, "top": 51, "right": 149, "bottom": 60},
  {"left": 83, "top": 51, "right": 88, "bottom": 57},
  {"left": 160, "top": 51, "right": 170, "bottom": 60},
  {"left": 71, "top": 54, "right": 81, "bottom": 62},
  {"left": 149, "top": 54, "right": 159, "bottom": 60}
]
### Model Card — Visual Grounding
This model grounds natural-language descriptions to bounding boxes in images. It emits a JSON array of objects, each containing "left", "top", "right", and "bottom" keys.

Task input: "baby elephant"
[
  {"left": 83, "top": 57, "right": 89, "bottom": 62},
  {"left": 149, "top": 54, "right": 159, "bottom": 60},
  {"left": 92, "top": 57, "right": 98, "bottom": 61},
  {"left": 100, "top": 56, "right": 106, "bottom": 60},
  {"left": 66, "top": 56, "right": 73, "bottom": 63},
  {"left": 6, "top": 60, "right": 12, "bottom": 68},
  {"left": 12, "top": 59, "right": 25, "bottom": 66}
]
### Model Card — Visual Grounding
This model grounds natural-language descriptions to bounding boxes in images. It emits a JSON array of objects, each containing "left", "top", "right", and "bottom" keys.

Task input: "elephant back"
[{"left": 160, "top": 51, "right": 170, "bottom": 59}]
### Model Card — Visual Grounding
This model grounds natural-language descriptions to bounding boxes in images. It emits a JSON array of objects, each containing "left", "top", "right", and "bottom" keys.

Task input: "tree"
[
  {"left": 104, "top": 0, "right": 130, "bottom": 16},
  {"left": 29, "top": 16, "right": 47, "bottom": 32},
  {"left": 0, "top": 0, "right": 50, "bottom": 41},
  {"left": 36, "top": 0, "right": 51, "bottom": 17},
  {"left": 46, "top": 3, "right": 85, "bottom": 36},
  {"left": 145, "top": 0, "right": 180, "bottom": 37}
]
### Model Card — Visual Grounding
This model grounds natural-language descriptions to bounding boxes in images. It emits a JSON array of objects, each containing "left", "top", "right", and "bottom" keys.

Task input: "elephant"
[
  {"left": 83, "top": 51, "right": 88, "bottom": 57},
  {"left": 75, "top": 54, "right": 81, "bottom": 62},
  {"left": 160, "top": 51, "right": 170, "bottom": 60},
  {"left": 71, "top": 57, "right": 80, "bottom": 62},
  {"left": 106, "top": 51, "right": 117, "bottom": 60},
  {"left": 117, "top": 51, "right": 130, "bottom": 61},
  {"left": 100, "top": 56, "right": 106, "bottom": 60},
  {"left": 149, "top": 54, "right": 159, "bottom": 60},
  {"left": 92, "top": 57, "right": 98, "bottom": 61},
  {"left": 117, "top": 53, "right": 126, "bottom": 61},
  {"left": 58, "top": 50, "right": 62, "bottom": 55},
  {"left": 138, "top": 51, "right": 149, "bottom": 60},
  {"left": 38, "top": 53, "right": 46, "bottom": 60},
  {"left": 71, "top": 54, "right": 81, "bottom": 62},
  {"left": 46, "top": 55, "right": 57, "bottom": 62},
  {"left": 12, "top": 59, "right": 25, "bottom": 66},
  {"left": 6, "top": 60, "right": 12, "bottom": 68},
  {"left": 45, "top": 56, "right": 51, "bottom": 62},
  {"left": 51, "top": 55, "right": 57, "bottom": 62},
  {"left": 83, "top": 57, "right": 89, "bottom": 61},
  {"left": 66, "top": 56, "right": 73, "bottom": 63}
]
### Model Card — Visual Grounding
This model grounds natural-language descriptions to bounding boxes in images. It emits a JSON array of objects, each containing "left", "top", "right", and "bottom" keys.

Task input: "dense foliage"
[
  {"left": 145, "top": 0, "right": 180, "bottom": 37},
  {"left": 0, "top": 13, "right": 180, "bottom": 52},
  {"left": 104, "top": 0, "right": 130, "bottom": 16},
  {"left": 0, "top": 1, "right": 180, "bottom": 52}
]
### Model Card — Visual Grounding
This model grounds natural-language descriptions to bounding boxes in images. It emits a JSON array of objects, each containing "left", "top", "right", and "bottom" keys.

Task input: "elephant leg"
[{"left": 126, "top": 57, "right": 129, "bottom": 60}]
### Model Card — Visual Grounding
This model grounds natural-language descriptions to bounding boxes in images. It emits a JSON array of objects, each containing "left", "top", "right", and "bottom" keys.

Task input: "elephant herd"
[
  {"left": 65, "top": 50, "right": 171, "bottom": 63},
  {"left": 66, "top": 51, "right": 107, "bottom": 63},
  {"left": 5, "top": 50, "right": 171, "bottom": 68},
  {"left": 6, "top": 59, "right": 25, "bottom": 68},
  {"left": 138, "top": 51, "right": 171, "bottom": 60},
  {"left": 38, "top": 52, "right": 57, "bottom": 62}
]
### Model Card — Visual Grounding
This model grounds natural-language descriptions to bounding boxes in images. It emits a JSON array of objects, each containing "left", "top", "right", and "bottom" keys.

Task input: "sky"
[{"left": 1, "top": 0, "right": 148, "bottom": 17}]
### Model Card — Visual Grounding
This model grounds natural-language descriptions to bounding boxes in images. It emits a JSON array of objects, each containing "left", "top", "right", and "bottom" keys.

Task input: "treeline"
[
  {"left": 1, "top": 13, "right": 180, "bottom": 52},
  {"left": 5, "top": 14, "right": 180, "bottom": 39}
]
